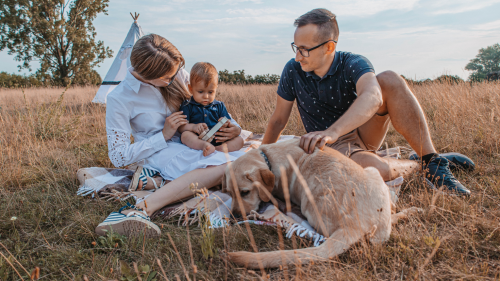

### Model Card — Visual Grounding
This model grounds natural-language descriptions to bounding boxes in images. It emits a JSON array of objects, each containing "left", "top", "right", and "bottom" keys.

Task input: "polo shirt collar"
[
  {"left": 305, "top": 51, "right": 340, "bottom": 80},
  {"left": 188, "top": 96, "right": 221, "bottom": 107}
]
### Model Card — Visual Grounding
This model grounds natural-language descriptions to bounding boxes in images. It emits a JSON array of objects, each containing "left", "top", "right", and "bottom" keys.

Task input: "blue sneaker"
[
  {"left": 422, "top": 156, "right": 471, "bottom": 196},
  {"left": 95, "top": 203, "right": 161, "bottom": 238},
  {"left": 409, "top": 152, "right": 475, "bottom": 172}
]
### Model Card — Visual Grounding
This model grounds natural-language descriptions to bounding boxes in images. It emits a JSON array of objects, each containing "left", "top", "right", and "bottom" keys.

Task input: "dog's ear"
[
  {"left": 221, "top": 172, "right": 227, "bottom": 193},
  {"left": 257, "top": 169, "right": 275, "bottom": 202}
]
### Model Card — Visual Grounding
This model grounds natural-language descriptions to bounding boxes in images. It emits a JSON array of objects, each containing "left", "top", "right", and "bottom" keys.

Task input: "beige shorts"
[
  {"left": 326, "top": 129, "right": 368, "bottom": 157},
  {"left": 327, "top": 113, "right": 391, "bottom": 158}
]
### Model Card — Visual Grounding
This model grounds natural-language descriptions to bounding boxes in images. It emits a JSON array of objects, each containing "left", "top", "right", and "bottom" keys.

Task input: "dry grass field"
[{"left": 0, "top": 81, "right": 499, "bottom": 280}]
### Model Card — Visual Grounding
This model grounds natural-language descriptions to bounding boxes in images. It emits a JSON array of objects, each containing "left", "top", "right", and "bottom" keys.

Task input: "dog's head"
[{"left": 221, "top": 149, "right": 275, "bottom": 216}]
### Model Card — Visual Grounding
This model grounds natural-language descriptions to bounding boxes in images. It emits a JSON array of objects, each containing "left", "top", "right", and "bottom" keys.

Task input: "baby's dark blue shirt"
[{"left": 179, "top": 97, "right": 231, "bottom": 130}]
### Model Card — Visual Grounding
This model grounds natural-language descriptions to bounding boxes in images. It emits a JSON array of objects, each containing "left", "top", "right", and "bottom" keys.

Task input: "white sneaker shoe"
[{"left": 95, "top": 203, "right": 160, "bottom": 238}]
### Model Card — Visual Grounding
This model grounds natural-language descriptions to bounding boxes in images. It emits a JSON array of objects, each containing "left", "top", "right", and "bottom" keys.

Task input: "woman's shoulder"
[
  {"left": 107, "top": 82, "right": 139, "bottom": 103},
  {"left": 106, "top": 83, "right": 137, "bottom": 113}
]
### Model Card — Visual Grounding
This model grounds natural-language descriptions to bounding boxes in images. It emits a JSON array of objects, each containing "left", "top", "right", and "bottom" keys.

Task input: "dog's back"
[
  {"left": 263, "top": 139, "right": 391, "bottom": 238},
  {"left": 228, "top": 139, "right": 393, "bottom": 269}
]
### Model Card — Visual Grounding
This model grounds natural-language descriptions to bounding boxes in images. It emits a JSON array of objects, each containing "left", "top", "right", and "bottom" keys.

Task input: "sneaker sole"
[{"left": 95, "top": 216, "right": 161, "bottom": 238}]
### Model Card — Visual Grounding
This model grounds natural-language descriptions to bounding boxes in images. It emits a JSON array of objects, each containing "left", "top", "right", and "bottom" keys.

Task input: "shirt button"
[
  {"left": 320, "top": 90, "right": 324, "bottom": 94},
  {"left": 204, "top": 114, "right": 207, "bottom": 117}
]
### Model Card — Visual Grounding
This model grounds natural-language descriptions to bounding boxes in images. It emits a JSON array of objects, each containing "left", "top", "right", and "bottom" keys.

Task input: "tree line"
[{"left": 218, "top": 69, "right": 280, "bottom": 84}]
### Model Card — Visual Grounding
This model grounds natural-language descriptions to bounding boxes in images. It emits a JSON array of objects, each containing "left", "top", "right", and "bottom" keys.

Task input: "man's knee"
[
  {"left": 376, "top": 70, "right": 416, "bottom": 107},
  {"left": 377, "top": 70, "right": 404, "bottom": 86}
]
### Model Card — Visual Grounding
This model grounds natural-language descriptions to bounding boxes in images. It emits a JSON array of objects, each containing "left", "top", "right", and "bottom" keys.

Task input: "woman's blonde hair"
[{"left": 130, "top": 34, "right": 190, "bottom": 111}]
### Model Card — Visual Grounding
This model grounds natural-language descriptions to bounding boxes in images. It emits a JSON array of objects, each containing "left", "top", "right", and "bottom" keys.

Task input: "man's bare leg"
[
  {"left": 215, "top": 136, "right": 244, "bottom": 153},
  {"left": 358, "top": 70, "right": 436, "bottom": 157},
  {"left": 351, "top": 151, "right": 419, "bottom": 181},
  {"left": 350, "top": 70, "right": 435, "bottom": 180},
  {"left": 181, "top": 131, "right": 215, "bottom": 156},
  {"left": 352, "top": 71, "right": 470, "bottom": 196}
]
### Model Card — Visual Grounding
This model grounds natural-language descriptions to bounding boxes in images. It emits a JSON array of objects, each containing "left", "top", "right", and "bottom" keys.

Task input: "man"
[{"left": 262, "top": 8, "right": 471, "bottom": 196}]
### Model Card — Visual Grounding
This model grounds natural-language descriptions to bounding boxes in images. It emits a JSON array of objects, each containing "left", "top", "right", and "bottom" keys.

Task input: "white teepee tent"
[{"left": 92, "top": 13, "right": 144, "bottom": 104}]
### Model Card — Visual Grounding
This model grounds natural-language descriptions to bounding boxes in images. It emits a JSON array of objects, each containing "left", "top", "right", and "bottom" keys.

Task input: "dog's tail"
[{"left": 228, "top": 228, "right": 364, "bottom": 269}]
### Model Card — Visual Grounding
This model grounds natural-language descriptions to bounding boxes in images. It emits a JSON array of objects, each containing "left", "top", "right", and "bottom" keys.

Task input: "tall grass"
[{"left": 0, "top": 81, "right": 499, "bottom": 280}]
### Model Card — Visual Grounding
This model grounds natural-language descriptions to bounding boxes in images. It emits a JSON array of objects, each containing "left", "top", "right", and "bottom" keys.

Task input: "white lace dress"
[{"left": 106, "top": 67, "right": 244, "bottom": 180}]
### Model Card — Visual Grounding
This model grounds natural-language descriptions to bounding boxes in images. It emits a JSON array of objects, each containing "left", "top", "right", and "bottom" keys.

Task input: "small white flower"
[{"left": 11, "top": 216, "right": 17, "bottom": 221}]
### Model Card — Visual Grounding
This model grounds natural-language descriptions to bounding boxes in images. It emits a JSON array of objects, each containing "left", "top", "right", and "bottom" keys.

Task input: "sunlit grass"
[{"left": 0, "top": 81, "right": 499, "bottom": 280}]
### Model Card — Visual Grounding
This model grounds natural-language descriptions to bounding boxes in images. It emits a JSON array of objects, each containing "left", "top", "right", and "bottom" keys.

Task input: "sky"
[{"left": 1, "top": 0, "right": 500, "bottom": 81}]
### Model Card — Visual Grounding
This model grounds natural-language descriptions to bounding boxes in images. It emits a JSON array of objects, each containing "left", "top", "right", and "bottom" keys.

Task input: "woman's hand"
[
  {"left": 163, "top": 111, "right": 188, "bottom": 141},
  {"left": 215, "top": 120, "right": 241, "bottom": 143}
]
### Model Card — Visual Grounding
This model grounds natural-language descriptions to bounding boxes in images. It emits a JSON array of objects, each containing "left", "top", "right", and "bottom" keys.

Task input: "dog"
[{"left": 221, "top": 139, "right": 420, "bottom": 269}]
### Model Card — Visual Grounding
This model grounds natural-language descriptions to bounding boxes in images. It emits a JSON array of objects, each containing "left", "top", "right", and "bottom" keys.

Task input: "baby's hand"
[{"left": 194, "top": 123, "right": 208, "bottom": 135}]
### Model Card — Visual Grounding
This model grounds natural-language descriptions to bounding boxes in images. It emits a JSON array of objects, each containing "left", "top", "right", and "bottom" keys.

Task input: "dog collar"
[{"left": 260, "top": 150, "right": 272, "bottom": 171}]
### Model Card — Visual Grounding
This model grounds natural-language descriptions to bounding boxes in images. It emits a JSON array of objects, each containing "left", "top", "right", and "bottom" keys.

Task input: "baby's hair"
[{"left": 190, "top": 62, "right": 218, "bottom": 87}]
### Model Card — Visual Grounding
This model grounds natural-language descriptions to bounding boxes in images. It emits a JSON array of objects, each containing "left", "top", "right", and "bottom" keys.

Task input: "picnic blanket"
[{"left": 77, "top": 132, "right": 404, "bottom": 246}]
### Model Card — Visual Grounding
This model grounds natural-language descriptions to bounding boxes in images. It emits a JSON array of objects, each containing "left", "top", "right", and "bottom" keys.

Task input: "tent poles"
[{"left": 130, "top": 12, "right": 140, "bottom": 22}]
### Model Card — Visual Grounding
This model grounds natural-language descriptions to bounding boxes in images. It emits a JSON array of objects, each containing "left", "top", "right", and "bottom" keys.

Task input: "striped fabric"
[
  {"left": 138, "top": 167, "right": 159, "bottom": 187},
  {"left": 136, "top": 167, "right": 165, "bottom": 190},
  {"left": 102, "top": 212, "right": 128, "bottom": 223},
  {"left": 101, "top": 204, "right": 151, "bottom": 224}
]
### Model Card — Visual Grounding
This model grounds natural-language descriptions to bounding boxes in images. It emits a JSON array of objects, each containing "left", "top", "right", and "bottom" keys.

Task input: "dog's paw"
[{"left": 405, "top": 207, "right": 424, "bottom": 215}]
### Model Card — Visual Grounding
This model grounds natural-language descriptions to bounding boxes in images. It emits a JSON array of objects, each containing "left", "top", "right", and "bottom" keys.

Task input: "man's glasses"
[
  {"left": 291, "top": 40, "right": 337, "bottom": 57},
  {"left": 158, "top": 63, "right": 183, "bottom": 87}
]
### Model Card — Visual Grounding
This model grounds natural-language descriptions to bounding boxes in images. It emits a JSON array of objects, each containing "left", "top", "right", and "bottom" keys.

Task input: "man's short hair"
[
  {"left": 190, "top": 62, "right": 218, "bottom": 87},
  {"left": 294, "top": 8, "right": 339, "bottom": 43}
]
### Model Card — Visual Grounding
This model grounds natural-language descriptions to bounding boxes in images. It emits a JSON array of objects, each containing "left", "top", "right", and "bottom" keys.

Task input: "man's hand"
[
  {"left": 215, "top": 120, "right": 241, "bottom": 143},
  {"left": 193, "top": 123, "right": 208, "bottom": 135},
  {"left": 299, "top": 130, "right": 339, "bottom": 154}
]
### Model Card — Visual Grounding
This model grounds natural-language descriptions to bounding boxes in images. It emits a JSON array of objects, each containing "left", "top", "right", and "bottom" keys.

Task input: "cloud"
[
  {"left": 471, "top": 19, "right": 500, "bottom": 31},
  {"left": 308, "top": 0, "right": 419, "bottom": 16},
  {"left": 422, "top": 0, "right": 500, "bottom": 14},
  {"left": 166, "top": 0, "right": 262, "bottom": 4},
  {"left": 226, "top": 8, "right": 293, "bottom": 16}
]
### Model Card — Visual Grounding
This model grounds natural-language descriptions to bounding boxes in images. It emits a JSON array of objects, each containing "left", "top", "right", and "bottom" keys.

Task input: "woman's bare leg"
[{"left": 127, "top": 163, "right": 227, "bottom": 216}]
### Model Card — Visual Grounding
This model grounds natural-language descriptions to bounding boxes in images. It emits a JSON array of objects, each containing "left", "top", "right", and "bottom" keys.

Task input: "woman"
[{"left": 95, "top": 34, "right": 243, "bottom": 237}]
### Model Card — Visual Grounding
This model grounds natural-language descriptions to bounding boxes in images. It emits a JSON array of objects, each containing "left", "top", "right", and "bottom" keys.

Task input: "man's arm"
[
  {"left": 300, "top": 72, "right": 383, "bottom": 153},
  {"left": 262, "top": 95, "right": 295, "bottom": 144}
]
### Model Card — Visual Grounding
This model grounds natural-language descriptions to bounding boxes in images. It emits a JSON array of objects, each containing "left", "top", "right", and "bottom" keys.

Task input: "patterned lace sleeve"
[
  {"left": 106, "top": 127, "right": 169, "bottom": 168},
  {"left": 106, "top": 128, "right": 132, "bottom": 167},
  {"left": 106, "top": 95, "right": 169, "bottom": 167}
]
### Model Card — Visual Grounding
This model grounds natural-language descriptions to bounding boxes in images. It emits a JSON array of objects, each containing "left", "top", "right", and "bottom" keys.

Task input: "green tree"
[
  {"left": 0, "top": 0, "right": 112, "bottom": 86},
  {"left": 434, "top": 74, "right": 464, "bottom": 84},
  {"left": 465, "top": 43, "right": 500, "bottom": 82}
]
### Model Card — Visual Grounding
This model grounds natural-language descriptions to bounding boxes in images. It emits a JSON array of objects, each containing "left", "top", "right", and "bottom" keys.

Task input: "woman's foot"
[
  {"left": 129, "top": 166, "right": 164, "bottom": 191},
  {"left": 203, "top": 143, "right": 215, "bottom": 156},
  {"left": 95, "top": 203, "right": 160, "bottom": 238}
]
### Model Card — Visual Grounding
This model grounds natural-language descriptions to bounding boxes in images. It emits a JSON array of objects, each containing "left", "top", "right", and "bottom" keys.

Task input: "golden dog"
[{"left": 222, "top": 139, "right": 418, "bottom": 269}]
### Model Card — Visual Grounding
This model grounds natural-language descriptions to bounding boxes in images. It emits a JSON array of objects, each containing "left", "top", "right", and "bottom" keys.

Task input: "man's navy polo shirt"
[
  {"left": 179, "top": 97, "right": 231, "bottom": 129},
  {"left": 277, "top": 51, "right": 375, "bottom": 133}
]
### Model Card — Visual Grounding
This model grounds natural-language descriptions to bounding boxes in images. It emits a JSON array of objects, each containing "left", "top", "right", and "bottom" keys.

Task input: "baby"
[{"left": 178, "top": 62, "right": 244, "bottom": 156}]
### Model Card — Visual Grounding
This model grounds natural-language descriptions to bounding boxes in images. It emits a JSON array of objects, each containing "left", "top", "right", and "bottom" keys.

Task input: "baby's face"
[{"left": 190, "top": 80, "right": 217, "bottom": 106}]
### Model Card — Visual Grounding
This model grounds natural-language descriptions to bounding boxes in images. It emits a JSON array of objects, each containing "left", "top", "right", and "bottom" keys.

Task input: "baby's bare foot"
[{"left": 203, "top": 143, "right": 216, "bottom": 156}]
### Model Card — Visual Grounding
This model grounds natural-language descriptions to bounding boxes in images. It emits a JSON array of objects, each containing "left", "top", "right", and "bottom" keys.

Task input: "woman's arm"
[{"left": 106, "top": 96, "right": 186, "bottom": 167}]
